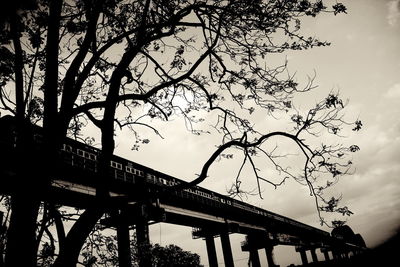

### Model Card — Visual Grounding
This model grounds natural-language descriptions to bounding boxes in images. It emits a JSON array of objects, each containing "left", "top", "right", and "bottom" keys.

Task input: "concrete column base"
[
  {"left": 136, "top": 219, "right": 150, "bottom": 267},
  {"left": 117, "top": 209, "right": 131, "bottom": 267},
  {"left": 265, "top": 245, "right": 277, "bottom": 267},
  {"left": 249, "top": 248, "right": 260, "bottom": 267},
  {"left": 311, "top": 248, "right": 318, "bottom": 263},
  {"left": 205, "top": 235, "right": 218, "bottom": 267},
  {"left": 220, "top": 231, "right": 235, "bottom": 267}
]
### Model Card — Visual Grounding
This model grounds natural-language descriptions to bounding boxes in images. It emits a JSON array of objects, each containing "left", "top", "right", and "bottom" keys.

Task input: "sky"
[
  {"left": 0, "top": 0, "right": 398, "bottom": 266},
  {"left": 109, "top": 0, "right": 400, "bottom": 266}
]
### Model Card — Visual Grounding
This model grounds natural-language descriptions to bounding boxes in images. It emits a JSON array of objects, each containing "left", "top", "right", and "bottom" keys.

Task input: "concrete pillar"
[
  {"left": 220, "top": 231, "right": 235, "bottom": 267},
  {"left": 336, "top": 250, "right": 343, "bottom": 259},
  {"left": 321, "top": 249, "right": 330, "bottom": 261},
  {"left": 249, "top": 248, "right": 261, "bottom": 267},
  {"left": 246, "top": 234, "right": 260, "bottom": 267},
  {"left": 342, "top": 251, "right": 349, "bottom": 259},
  {"left": 310, "top": 248, "right": 318, "bottom": 262},
  {"left": 117, "top": 210, "right": 131, "bottom": 267},
  {"left": 205, "top": 235, "right": 218, "bottom": 267},
  {"left": 298, "top": 249, "right": 308, "bottom": 265},
  {"left": 331, "top": 250, "right": 336, "bottom": 260},
  {"left": 136, "top": 219, "right": 151, "bottom": 267},
  {"left": 265, "top": 245, "right": 277, "bottom": 267}
]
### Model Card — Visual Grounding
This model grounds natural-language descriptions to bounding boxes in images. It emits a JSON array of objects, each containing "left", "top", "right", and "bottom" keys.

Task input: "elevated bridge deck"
[{"left": 0, "top": 116, "right": 367, "bottom": 266}]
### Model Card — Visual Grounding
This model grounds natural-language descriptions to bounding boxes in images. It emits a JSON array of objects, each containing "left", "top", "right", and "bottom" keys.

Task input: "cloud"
[
  {"left": 385, "top": 83, "right": 400, "bottom": 98},
  {"left": 387, "top": 0, "right": 400, "bottom": 26}
]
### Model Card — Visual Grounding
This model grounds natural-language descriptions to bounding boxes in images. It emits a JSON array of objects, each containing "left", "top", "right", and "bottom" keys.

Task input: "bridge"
[
  {"left": 47, "top": 179, "right": 366, "bottom": 267},
  {"left": 0, "top": 116, "right": 366, "bottom": 266}
]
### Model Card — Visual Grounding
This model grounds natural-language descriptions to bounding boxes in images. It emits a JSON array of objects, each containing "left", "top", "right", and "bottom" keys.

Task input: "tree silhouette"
[
  {"left": 0, "top": 0, "right": 360, "bottom": 266},
  {"left": 79, "top": 230, "right": 203, "bottom": 267}
]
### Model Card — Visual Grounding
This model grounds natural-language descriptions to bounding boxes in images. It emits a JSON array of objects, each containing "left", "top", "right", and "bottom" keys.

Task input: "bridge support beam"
[
  {"left": 321, "top": 248, "right": 330, "bottom": 261},
  {"left": 296, "top": 247, "right": 308, "bottom": 265},
  {"left": 249, "top": 248, "right": 261, "bottom": 267},
  {"left": 245, "top": 234, "right": 261, "bottom": 267},
  {"left": 136, "top": 218, "right": 150, "bottom": 267},
  {"left": 205, "top": 235, "right": 218, "bottom": 267},
  {"left": 243, "top": 233, "right": 277, "bottom": 267},
  {"left": 220, "top": 231, "right": 235, "bottom": 267},
  {"left": 117, "top": 209, "right": 131, "bottom": 267},
  {"left": 332, "top": 249, "right": 340, "bottom": 260},
  {"left": 310, "top": 248, "right": 318, "bottom": 263},
  {"left": 265, "top": 244, "right": 277, "bottom": 267}
]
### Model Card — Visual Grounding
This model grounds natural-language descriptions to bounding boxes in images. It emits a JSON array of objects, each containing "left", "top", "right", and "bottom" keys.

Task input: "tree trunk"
[
  {"left": 5, "top": 197, "right": 40, "bottom": 267},
  {"left": 4, "top": 120, "right": 41, "bottom": 267},
  {"left": 53, "top": 206, "right": 104, "bottom": 267},
  {"left": 5, "top": 9, "right": 40, "bottom": 262}
]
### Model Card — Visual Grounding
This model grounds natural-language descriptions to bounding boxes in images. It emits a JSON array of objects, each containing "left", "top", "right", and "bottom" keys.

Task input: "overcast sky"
[{"left": 110, "top": 0, "right": 400, "bottom": 266}]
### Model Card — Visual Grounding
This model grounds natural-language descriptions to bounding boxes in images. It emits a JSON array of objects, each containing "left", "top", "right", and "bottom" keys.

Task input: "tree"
[
  {"left": 0, "top": 0, "right": 360, "bottom": 266},
  {"left": 79, "top": 228, "right": 203, "bottom": 267},
  {"left": 148, "top": 244, "right": 202, "bottom": 267}
]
